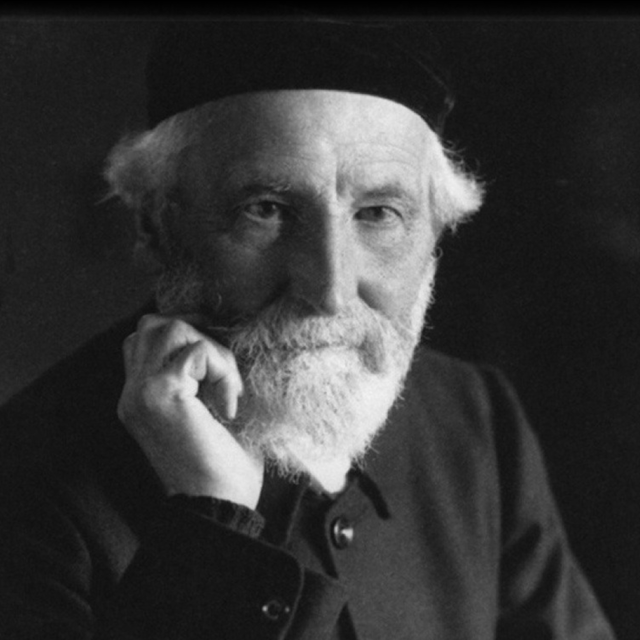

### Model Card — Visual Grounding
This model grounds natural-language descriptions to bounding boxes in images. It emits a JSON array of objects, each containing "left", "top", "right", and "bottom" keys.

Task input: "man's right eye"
[{"left": 240, "top": 201, "right": 287, "bottom": 222}]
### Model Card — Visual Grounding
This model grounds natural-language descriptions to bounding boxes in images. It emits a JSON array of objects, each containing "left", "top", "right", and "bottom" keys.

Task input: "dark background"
[{"left": 1, "top": 18, "right": 639, "bottom": 638}]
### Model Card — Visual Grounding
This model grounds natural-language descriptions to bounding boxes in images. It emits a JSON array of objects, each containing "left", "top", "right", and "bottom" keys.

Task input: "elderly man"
[{"left": 0, "top": 19, "right": 615, "bottom": 640}]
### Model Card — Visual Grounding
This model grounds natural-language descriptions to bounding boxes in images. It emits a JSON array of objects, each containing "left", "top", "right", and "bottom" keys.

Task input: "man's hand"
[{"left": 117, "top": 314, "right": 263, "bottom": 509}]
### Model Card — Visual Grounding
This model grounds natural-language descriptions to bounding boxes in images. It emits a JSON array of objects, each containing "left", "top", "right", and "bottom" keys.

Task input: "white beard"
[{"left": 156, "top": 260, "right": 436, "bottom": 482}]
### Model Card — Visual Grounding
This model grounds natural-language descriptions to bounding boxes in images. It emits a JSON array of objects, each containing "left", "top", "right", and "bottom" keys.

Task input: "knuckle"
[
  {"left": 138, "top": 377, "right": 169, "bottom": 409},
  {"left": 218, "top": 342, "right": 234, "bottom": 359},
  {"left": 137, "top": 313, "right": 159, "bottom": 332},
  {"left": 119, "top": 377, "right": 170, "bottom": 422},
  {"left": 190, "top": 339, "right": 208, "bottom": 356},
  {"left": 163, "top": 318, "right": 192, "bottom": 338},
  {"left": 212, "top": 342, "right": 235, "bottom": 366}
]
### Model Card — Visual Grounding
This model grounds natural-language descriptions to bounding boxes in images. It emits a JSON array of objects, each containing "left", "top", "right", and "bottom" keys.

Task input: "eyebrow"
[
  {"left": 222, "top": 166, "right": 423, "bottom": 210},
  {"left": 359, "top": 183, "right": 418, "bottom": 202},
  {"left": 231, "top": 180, "right": 293, "bottom": 197},
  {"left": 353, "top": 181, "right": 424, "bottom": 214},
  {"left": 221, "top": 165, "right": 294, "bottom": 195}
]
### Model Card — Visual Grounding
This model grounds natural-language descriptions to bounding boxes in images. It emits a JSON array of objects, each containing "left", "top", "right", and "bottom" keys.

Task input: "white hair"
[{"left": 104, "top": 99, "right": 484, "bottom": 233}]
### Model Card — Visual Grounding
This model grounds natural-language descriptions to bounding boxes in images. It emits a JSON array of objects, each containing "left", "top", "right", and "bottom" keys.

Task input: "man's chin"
[{"left": 226, "top": 349, "right": 407, "bottom": 478}]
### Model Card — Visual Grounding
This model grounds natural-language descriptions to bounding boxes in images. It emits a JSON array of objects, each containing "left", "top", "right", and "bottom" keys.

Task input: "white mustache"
[
  {"left": 221, "top": 298, "right": 402, "bottom": 376},
  {"left": 227, "top": 298, "right": 405, "bottom": 349}
]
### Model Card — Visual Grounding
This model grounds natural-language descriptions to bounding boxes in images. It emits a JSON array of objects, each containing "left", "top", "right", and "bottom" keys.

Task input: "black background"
[{"left": 1, "top": 17, "right": 639, "bottom": 638}]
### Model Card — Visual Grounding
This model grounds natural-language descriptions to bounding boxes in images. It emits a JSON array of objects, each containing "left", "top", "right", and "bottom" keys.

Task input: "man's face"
[
  {"left": 171, "top": 89, "right": 439, "bottom": 330},
  {"left": 156, "top": 90, "right": 440, "bottom": 474}
]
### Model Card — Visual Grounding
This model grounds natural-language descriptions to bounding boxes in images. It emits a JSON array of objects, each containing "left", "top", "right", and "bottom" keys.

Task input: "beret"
[{"left": 146, "top": 18, "right": 454, "bottom": 133}]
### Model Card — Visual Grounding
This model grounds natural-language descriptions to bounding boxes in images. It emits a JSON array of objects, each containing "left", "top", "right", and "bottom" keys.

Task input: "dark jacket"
[{"left": 0, "top": 313, "right": 615, "bottom": 639}]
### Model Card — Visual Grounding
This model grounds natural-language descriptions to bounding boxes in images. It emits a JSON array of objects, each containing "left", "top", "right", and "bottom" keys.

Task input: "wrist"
[
  {"left": 166, "top": 493, "right": 265, "bottom": 538},
  {"left": 163, "top": 472, "right": 263, "bottom": 510}
]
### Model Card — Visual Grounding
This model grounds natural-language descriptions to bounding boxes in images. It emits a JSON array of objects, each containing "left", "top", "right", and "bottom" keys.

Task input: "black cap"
[{"left": 146, "top": 18, "right": 454, "bottom": 134}]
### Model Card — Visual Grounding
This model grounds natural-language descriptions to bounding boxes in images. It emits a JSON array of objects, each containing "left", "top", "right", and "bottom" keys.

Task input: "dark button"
[
  {"left": 261, "top": 598, "right": 291, "bottom": 622},
  {"left": 331, "top": 515, "right": 354, "bottom": 549}
]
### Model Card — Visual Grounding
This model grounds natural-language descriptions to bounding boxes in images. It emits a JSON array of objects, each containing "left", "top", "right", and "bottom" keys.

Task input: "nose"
[{"left": 289, "top": 212, "right": 357, "bottom": 316}]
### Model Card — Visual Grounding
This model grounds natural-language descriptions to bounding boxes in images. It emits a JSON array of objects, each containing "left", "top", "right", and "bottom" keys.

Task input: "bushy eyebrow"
[
  {"left": 221, "top": 165, "right": 294, "bottom": 196},
  {"left": 231, "top": 180, "right": 293, "bottom": 197},
  {"left": 221, "top": 166, "right": 424, "bottom": 210},
  {"left": 358, "top": 184, "right": 419, "bottom": 205}
]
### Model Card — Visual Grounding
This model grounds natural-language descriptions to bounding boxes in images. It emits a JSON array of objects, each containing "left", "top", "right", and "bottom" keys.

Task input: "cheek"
[
  {"left": 359, "top": 230, "right": 437, "bottom": 324},
  {"left": 196, "top": 237, "right": 286, "bottom": 318},
  {"left": 361, "top": 269, "right": 428, "bottom": 327}
]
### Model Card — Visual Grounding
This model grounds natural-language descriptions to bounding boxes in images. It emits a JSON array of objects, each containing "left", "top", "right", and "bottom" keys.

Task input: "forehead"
[{"left": 182, "top": 90, "right": 433, "bottom": 197}]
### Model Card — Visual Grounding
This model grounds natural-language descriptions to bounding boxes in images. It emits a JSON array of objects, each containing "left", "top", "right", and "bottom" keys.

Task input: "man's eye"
[
  {"left": 356, "top": 206, "right": 401, "bottom": 226},
  {"left": 241, "top": 201, "right": 287, "bottom": 222}
]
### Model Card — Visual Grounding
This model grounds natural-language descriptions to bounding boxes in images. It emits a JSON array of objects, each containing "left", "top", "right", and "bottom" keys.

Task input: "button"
[
  {"left": 331, "top": 515, "right": 354, "bottom": 549},
  {"left": 261, "top": 598, "right": 291, "bottom": 622}
]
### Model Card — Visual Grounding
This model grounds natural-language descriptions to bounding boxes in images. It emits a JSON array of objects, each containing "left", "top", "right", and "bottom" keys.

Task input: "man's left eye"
[{"left": 355, "top": 206, "right": 401, "bottom": 226}]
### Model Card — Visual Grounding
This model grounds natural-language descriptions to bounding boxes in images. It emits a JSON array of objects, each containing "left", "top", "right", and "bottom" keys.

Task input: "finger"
[
  {"left": 130, "top": 314, "right": 177, "bottom": 369},
  {"left": 165, "top": 314, "right": 236, "bottom": 349},
  {"left": 150, "top": 318, "right": 244, "bottom": 398},
  {"left": 129, "top": 314, "right": 244, "bottom": 419},
  {"left": 135, "top": 316, "right": 205, "bottom": 372},
  {"left": 167, "top": 340, "right": 244, "bottom": 421},
  {"left": 201, "top": 345, "right": 244, "bottom": 421}
]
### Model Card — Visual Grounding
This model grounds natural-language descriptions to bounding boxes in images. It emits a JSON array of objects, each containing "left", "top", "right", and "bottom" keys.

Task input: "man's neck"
[{"left": 293, "top": 453, "right": 352, "bottom": 495}]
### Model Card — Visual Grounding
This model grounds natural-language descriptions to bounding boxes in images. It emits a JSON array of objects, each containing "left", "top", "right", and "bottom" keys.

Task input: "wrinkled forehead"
[{"left": 182, "top": 90, "right": 434, "bottom": 196}]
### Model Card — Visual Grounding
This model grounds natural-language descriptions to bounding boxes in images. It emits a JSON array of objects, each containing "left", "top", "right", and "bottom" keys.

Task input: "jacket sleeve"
[
  {"left": 486, "top": 368, "right": 617, "bottom": 639},
  {"left": 96, "top": 500, "right": 306, "bottom": 639},
  {"left": 0, "top": 472, "right": 325, "bottom": 640}
]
